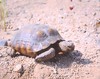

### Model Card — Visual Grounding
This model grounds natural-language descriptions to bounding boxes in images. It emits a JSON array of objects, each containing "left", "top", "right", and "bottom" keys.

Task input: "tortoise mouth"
[{"left": 36, "top": 40, "right": 64, "bottom": 55}]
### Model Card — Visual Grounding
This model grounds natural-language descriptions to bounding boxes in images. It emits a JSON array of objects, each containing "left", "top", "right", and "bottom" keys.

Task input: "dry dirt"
[{"left": 0, "top": 0, "right": 100, "bottom": 79}]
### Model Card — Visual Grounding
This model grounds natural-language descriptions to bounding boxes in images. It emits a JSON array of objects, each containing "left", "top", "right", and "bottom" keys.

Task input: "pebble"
[
  {"left": 0, "top": 54, "right": 2, "bottom": 57},
  {"left": 13, "top": 28, "right": 19, "bottom": 31},
  {"left": 95, "top": 21, "right": 100, "bottom": 33},
  {"left": 53, "top": 64, "right": 58, "bottom": 74},
  {"left": 13, "top": 64, "right": 24, "bottom": 73},
  {"left": 69, "top": 6, "right": 74, "bottom": 10}
]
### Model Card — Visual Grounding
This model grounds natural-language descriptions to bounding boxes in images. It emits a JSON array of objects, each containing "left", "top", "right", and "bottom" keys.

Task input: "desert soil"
[{"left": 0, "top": 0, "right": 100, "bottom": 79}]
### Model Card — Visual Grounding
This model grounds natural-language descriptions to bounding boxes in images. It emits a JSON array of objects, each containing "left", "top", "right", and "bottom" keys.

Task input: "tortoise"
[{"left": 0, "top": 24, "right": 75, "bottom": 62}]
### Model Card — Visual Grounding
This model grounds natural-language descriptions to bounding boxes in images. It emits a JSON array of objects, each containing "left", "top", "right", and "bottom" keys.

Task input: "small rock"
[
  {"left": 79, "top": 0, "right": 82, "bottom": 2},
  {"left": 13, "top": 64, "right": 24, "bottom": 74},
  {"left": 84, "top": 24, "right": 87, "bottom": 26},
  {"left": 95, "top": 21, "right": 100, "bottom": 33},
  {"left": 0, "top": 54, "right": 2, "bottom": 57},
  {"left": 53, "top": 64, "right": 58, "bottom": 74},
  {"left": 13, "top": 28, "right": 19, "bottom": 31},
  {"left": 69, "top": 6, "right": 74, "bottom": 10},
  {"left": 83, "top": 30, "right": 86, "bottom": 33},
  {"left": 93, "top": 13, "right": 96, "bottom": 16},
  {"left": 6, "top": 32, "right": 11, "bottom": 35}
]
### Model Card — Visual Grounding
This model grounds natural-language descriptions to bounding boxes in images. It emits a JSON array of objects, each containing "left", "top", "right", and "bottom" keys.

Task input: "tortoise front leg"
[{"left": 35, "top": 48, "right": 55, "bottom": 62}]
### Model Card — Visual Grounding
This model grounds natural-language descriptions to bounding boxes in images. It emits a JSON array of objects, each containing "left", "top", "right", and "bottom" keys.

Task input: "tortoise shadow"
[{"left": 39, "top": 50, "right": 93, "bottom": 68}]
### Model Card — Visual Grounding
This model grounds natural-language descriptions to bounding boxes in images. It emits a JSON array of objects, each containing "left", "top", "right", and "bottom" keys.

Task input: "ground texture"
[{"left": 0, "top": 0, "right": 100, "bottom": 79}]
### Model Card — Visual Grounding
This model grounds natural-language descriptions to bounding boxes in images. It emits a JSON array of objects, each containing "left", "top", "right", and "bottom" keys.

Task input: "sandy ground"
[{"left": 0, "top": 0, "right": 100, "bottom": 79}]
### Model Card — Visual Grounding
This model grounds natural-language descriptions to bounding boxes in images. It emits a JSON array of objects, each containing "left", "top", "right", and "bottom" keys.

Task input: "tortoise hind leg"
[{"left": 35, "top": 48, "right": 55, "bottom": 62}]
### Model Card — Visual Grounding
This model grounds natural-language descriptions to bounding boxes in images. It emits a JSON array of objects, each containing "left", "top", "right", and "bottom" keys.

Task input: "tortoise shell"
[{"left": 10, "top": 24, "right": 63, "bottom": 57}]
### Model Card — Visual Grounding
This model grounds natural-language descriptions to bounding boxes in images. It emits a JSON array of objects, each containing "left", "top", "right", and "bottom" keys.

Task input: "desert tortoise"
[{"left": 0, "top": 24, "right": 75, "bottom": 62}]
